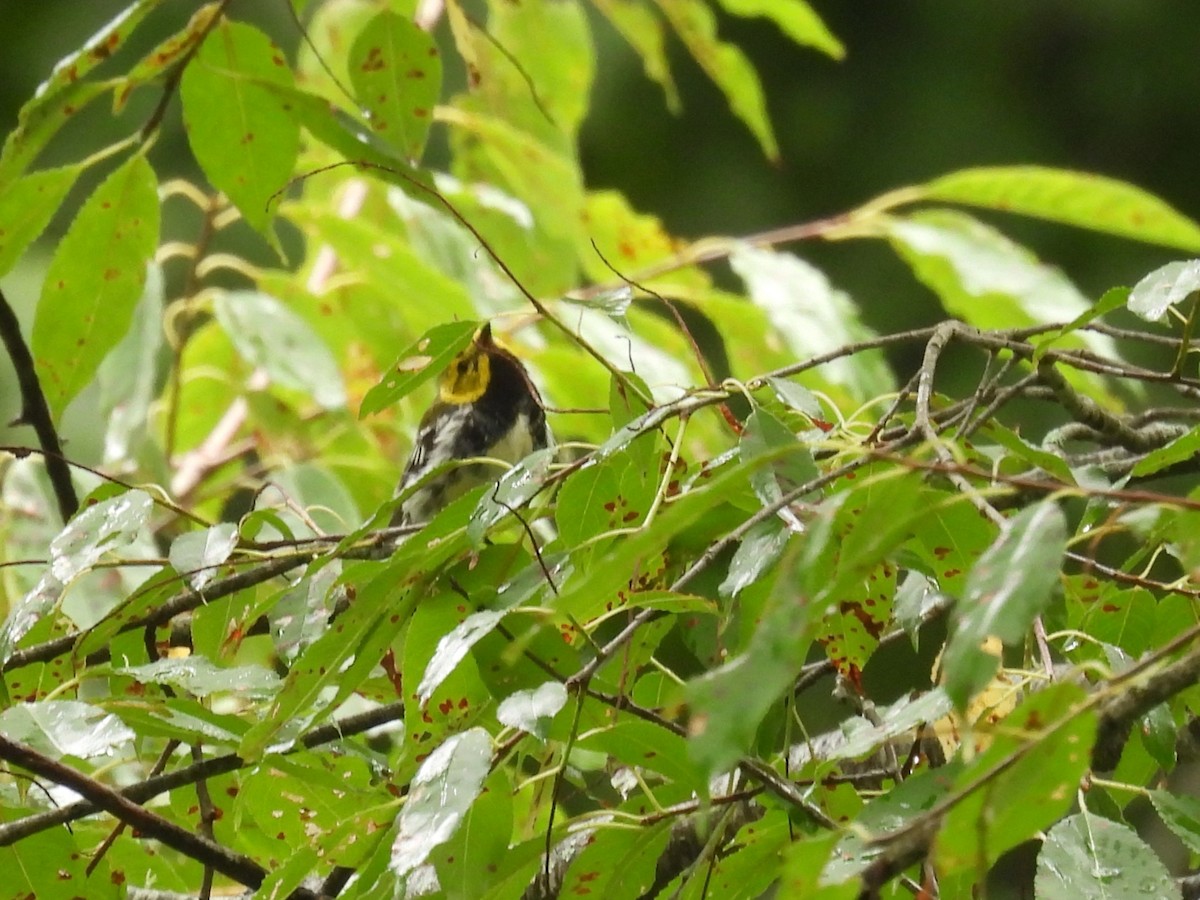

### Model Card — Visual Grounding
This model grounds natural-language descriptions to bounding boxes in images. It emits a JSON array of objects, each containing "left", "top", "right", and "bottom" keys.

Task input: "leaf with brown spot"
[
  {"left": 31, "top": 154, "right": 158, "bottom": 420},
  {"left": 180, "top": 20, "right": 299, "bottom": 235},
  {"left": 349, "top": 12, "right": 442, "bottom": 160}
]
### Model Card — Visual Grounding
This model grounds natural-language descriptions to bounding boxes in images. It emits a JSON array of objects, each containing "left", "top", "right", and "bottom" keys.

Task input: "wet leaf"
[
  {"left": 418, "top": 608, "right": 506, "bottom": 704},
  {"left": 391, "top": 728, "right": 492, "bottom": 878},
  {"left": 114, "top": 656, "right": 279, "bottom": 699},
  {"left": 0, "top": 699, "right": 134, "bottom": 759},
  {"left": 1036, "top": 811, "right": 1177, "bottom": 900},
  {"left": 168, "top": 523, "right": 238, "bottom": 590},
  {"left": 496, "top": 681, "right": 568, "bottom": 739}
]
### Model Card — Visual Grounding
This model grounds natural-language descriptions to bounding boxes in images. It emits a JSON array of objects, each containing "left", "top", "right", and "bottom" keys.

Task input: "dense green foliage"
[{"left": 3, "top": 3, "right": 1200, "bottom": 899}]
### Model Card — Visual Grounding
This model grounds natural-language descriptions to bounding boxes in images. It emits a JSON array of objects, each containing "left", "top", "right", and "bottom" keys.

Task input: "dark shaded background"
[{"left": 2, "top": 0, "right": 1198, "bottom": 440}]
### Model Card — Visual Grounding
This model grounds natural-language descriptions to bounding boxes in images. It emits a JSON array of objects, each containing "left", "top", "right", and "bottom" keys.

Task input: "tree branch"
[{"left": 0, "top": 286, "right": 78, "bottom": 522}]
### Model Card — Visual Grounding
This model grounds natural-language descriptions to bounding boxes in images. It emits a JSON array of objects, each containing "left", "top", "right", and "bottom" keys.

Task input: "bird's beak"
[{"left": 477, "top": 322, "right": 494, "bottom": 346}]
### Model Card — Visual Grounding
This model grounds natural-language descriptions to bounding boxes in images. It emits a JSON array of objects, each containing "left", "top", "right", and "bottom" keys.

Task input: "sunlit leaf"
[
  {"left": 591, "top": 0, "right": 679, "bottom": 110},
  {"left": 0, "top": 164, "right": 80, "bottom": 277},
  {"left": 884, "top": 210, "right": 1120, "bottom": 371},
  {"left": 716, "top": 0, "right": 844, "bottom": 59},
  {"left": 0, "top": 0, "right": 157, "bottom": 183},
  {"left": 655, "top": 0, "right": 779, "bottom": 160},
  {"left": 730, "top": 244, "right": 893, "bottom": 399},
  {"left": 1127, "top": 258, "right": 1200, "bottom": 322},
  {"left": 180, "top": 19, "right": 299, "bottom": 234},
  {"left": 924, "top": 166, "right": 1200, "bottom": 252},
  {"left": 349, "top": 11, "right": 442, "bottom": 160},
  {"left": 31, "top": 154, "right": 159, "bottom": 419}
]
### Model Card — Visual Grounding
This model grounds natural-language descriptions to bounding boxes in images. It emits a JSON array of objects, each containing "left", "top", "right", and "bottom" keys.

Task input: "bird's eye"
[{"left": 457, "top": 360, "right": 469, "bottom": 375}]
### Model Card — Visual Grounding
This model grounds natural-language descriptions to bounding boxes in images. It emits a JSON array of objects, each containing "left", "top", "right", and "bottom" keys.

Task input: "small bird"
[{"left": 393, "top": 323, "right": 551, "bottom": 526}]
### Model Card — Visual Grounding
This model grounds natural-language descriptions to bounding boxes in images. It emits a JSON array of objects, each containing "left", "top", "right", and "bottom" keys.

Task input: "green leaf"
[
  {"left": 113, "top": 656, "right": 279, "bottom": 699},
  {"left": 467, "top": 446, "right": 556, "bottom": 543},
  {"left": 0, "top": 828, "right": 90, "bottom": 900},
  {"left": 655, "top": 0, "right": 779, "bottom": 161},
  {"left": 688, "top": 544, "right": 811, "bottom": 774},
  {"left": 349, "top": 12, "right": 442, "bottom": 160},
  {"left": 113, "top": 696, "right": 247, "bottom": 745},
  {"left": 115, "top": 3, "right": 224, "bottom": 109},
  {"left": 884, "top": 211, "right": 1117, "bottom": 356},
  {"left": 1130, "top": 422, "right": 1200, "bottom": 477},
  {"left": 1149, "top": 789, "right": 1200, "bottom": 855},
  {"left": 739, "top": 406, "right": 820, "bottom": 508},
  {"left": 923, "top": 166, "right": 1200, "bottom": 252},
  {"left": 1035, "top": 811, "right": 1177, "bottom": 900},
  {"left": 0, "top": 0, "right": 158, "bottom": 183},
  {"left": 167, "top": 523, "right": 238, "bottom": 590},
  {"left": 360, "top": 320, "right": 477, "bottom": 417},
  {"left": 716, "top": 0, "right": 844, "bottom": 59},
  {"left": 417, "top": 608, "right": 506, "bottom": 704},
  {"left": 942, "top": 502, "right": 1067, "bottom": 711},
  {"left": 391, "top": 727, "right": 492, "bottom": 878},
  {"left": 591, "top": 0, "right": 679, "bottom": 110},
  {"left": 719, "top": 518, "right": 792, "bottom": 598},
  {"left": 558, "top": 821, "right": 674, "bottom": 898},
  {"left": 482, "top": 0, "right": 596, "bottom": 140},
  {"left": 180, "top": 20, "right": 299, "bottom": 234},
  {"left": 981, "top": 420, "right": 1076, "bottom": 484},
  {"left": 730, "top": 244, "right": 894, "bottom": 400},
  {"left": 212, "top": 289, "right": 346, "bottom": 409},
  {"left": 0, "top": 164, "right": 80, "bottom": 277},
  {"left": 496, "top": 681, "right": 568, "bottom": 740},
  {"left": 1031, "top": 285, "right": 1130, "bottom": 360},
  {"left": 240, "top": 563, "right": 413, "bottom": 758},
  {"left": 938, "top": 684, "right": 1095, "bottom": 875},
  {"left": 579, "top": 716, "right": 708, "bottom": 792},
  {"left": 0, "top": 699, "right": 133, "bottom": 759},
  {"left": 31, "top": 154, "right": 159, "bottom": 419},
  {"left": 434, "top": 769, "right": 514, "bottom": 900},
  {"left": 1127, "top": 258, "right": 1200, "bottom": 322}
]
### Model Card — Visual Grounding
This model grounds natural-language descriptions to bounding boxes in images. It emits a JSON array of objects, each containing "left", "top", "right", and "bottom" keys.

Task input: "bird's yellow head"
[{"left": 437, "top": 323, "right": 501, "bottom": 405}]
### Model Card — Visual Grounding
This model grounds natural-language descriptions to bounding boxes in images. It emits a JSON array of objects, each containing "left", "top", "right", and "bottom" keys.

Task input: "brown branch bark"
[
  {"left": 0, "top": 733, "right": 318, "bottom": 898},
  {"left": 0, "top": 285, "right": 78, "bottom": 522}
]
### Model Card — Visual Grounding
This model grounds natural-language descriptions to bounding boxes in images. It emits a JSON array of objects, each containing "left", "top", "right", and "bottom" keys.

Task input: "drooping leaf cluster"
[{"left": 3, "top": 3, "right": 1200, "bottom": 899}]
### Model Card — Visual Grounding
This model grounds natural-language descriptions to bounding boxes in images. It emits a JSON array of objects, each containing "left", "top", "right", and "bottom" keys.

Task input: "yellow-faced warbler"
[{"left": 393, "top": 323, "right": 551, "bottom": 526}]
